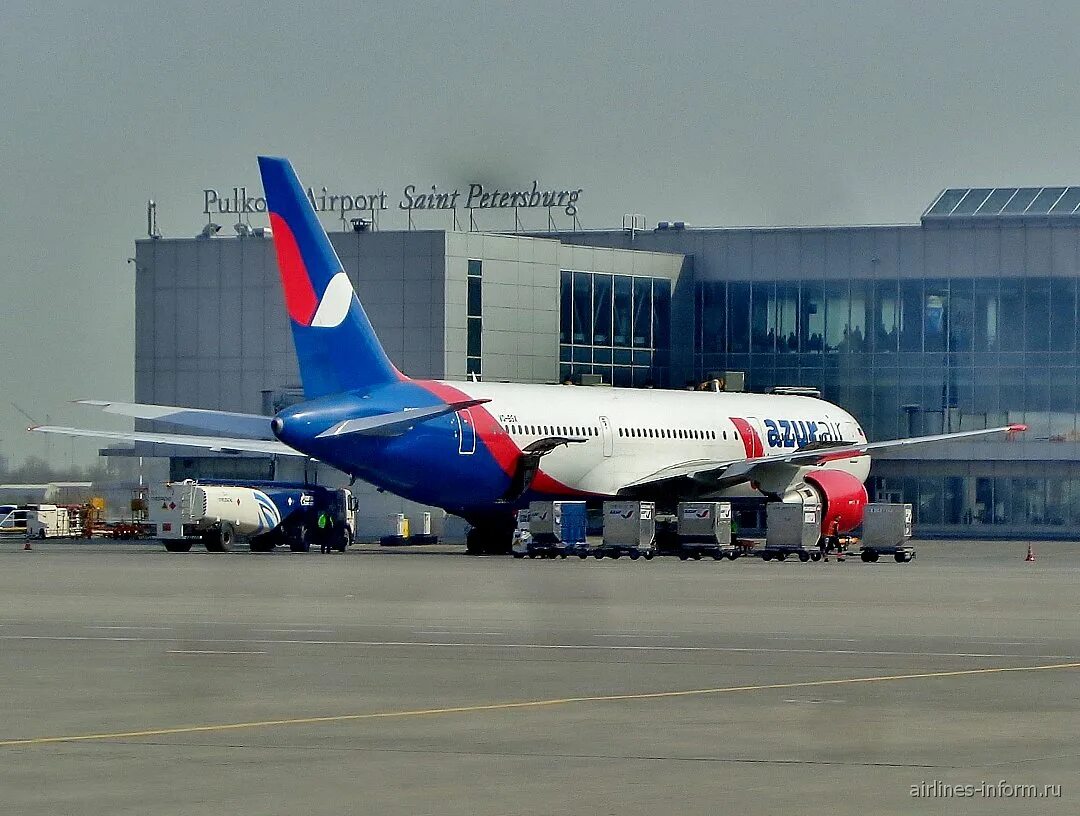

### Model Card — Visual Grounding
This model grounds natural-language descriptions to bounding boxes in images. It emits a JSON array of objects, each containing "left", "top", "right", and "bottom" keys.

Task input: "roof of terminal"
[{"left": 923, "top": 187, "right": 1080, "bottom": 220}]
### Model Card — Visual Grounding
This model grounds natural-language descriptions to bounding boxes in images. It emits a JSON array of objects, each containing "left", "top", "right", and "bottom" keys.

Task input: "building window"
[
  {"left": 467, "top": 259, "right": 482, "bottom": 377},
  {"left": 558, "top": 271, "right": 673, "bottom": 387}
]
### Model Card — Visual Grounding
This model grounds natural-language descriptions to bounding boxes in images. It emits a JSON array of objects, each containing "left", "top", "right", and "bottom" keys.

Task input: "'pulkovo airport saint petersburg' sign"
[{"left": 203, "top": 182, "right": 583, "bottom": 218}]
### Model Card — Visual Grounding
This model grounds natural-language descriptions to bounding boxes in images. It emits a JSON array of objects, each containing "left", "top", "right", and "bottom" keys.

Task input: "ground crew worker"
[
  {"left": 824, "top": 519, "right": 841, "bottom": 562},
  {"left": 818, "top": 532, "right": 829, "bottom": 562},
  {"left": 318, "top": 511, "right": 333, "bottom": 553}
]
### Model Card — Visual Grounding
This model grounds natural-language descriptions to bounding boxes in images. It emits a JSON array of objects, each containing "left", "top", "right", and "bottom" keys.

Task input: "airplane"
[{"left": 33, "top": 156, "right": 1027, "bottom": 553}]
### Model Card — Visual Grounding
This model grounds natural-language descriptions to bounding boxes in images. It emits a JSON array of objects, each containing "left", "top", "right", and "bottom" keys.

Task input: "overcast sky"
[{"left": 3, "top": 0, "right": 1080, "bottom": 466}]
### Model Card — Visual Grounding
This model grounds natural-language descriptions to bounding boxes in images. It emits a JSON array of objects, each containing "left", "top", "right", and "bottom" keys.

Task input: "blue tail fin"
[{"left": 257, "top": 156, "right": 403, "bottom": 398}]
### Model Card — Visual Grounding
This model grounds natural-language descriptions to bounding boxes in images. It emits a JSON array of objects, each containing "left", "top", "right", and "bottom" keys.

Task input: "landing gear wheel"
[
  {"left": 465, "top": 523, "right": 513, "bottom": 555},
  {"left": 164, "top": 540, "right": 192, "bottom": 553}
]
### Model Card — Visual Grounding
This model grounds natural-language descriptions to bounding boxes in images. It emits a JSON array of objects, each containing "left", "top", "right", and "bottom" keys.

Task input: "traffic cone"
[
  {"left": 23, "top": 539, "right": 31, "bottom": 551},
  {"left": 1024, "top": 543, "right": 1036, "bottom": 562}
]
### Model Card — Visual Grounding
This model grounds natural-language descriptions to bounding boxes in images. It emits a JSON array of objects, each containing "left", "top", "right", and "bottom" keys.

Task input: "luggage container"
[
  {"left": 527, "top": 501, "right": 587, "bottom": 558},
  {"left": 859, "top": 503, "right": 915, "bottom": 562},
  {"left": 676, "top": 501, "right": 735, "bottom": 560},
  {"left": 762, "top": 501, "right": 820, "bottom": 562},
  {"left": 511, "top": 508, "right": 532, "bottom": 558},
  {"left": 596, "top": 501, "right": 656, "bottom": 560}
]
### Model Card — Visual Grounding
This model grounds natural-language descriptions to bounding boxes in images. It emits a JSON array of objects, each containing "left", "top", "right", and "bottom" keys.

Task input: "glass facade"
[
  {"left": 871, "top": 474, "right": 1080, "bottom": 532},
  {"left": 560, "top": 271, "right": 671, "bottom": 387},
  {"left": 695, "top": 277, "right": 1080, "bottom": 443}
]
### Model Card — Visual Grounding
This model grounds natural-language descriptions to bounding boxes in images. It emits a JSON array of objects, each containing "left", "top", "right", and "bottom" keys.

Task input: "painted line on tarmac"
[
  {"left": 0, "top": 634, "right": 1075, "bottom": 661},
  {"left": 166, "top": 650, "right": 268, "bottom": 655},
  {"left": 1, "top": 661, "right": 1077, "bottom": 750}
]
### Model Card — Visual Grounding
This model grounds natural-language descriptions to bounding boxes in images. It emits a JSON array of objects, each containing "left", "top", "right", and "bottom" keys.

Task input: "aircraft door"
[
  {"left": 457, "top": 409, "right": 476, "bottom": 455},
  {"left": 599, "top": 415, "right": 613, "bottom": 457}
]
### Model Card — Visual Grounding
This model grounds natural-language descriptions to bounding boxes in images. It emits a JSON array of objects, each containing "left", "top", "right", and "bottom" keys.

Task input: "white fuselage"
[{"left": 444, "top": 381, "right": 872, "bottom": 497}]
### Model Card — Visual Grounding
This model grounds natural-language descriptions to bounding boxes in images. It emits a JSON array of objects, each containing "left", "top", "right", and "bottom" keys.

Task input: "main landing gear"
[{"left": 466, "top": 521, "right": 514, "bottom": 555}]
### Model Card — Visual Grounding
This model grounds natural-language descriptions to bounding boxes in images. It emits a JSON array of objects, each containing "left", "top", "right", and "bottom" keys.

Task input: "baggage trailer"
[
  {"left": 859, "top": 503, "right": 915, "bottom": 562},
  {"left": 149, "top": 480, "right": 355, "bottom": 553},
  {"left": 596, "top": 501, "right": 656, "bottom": 560},
  {"left": 676, "top": 501, "right": 735, "bottom": 560},
  {"left": 526, "top": 501, "right": 587, "bottom": 559},
  {"left": 761, "top": 501, "right": 821, "bottom": 562}
]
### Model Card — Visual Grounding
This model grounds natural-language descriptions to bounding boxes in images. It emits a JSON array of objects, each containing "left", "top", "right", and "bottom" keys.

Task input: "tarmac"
[{"left": 0, "top": 539, "right": 1077, "bottom": 815}]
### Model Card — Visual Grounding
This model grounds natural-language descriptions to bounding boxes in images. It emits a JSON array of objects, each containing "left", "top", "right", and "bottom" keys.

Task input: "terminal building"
[{"left": 128, "top": 185, "right": 1080, "bottom": 539}]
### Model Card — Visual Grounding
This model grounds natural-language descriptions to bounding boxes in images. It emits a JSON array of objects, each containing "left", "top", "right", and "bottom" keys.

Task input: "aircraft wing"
[
  {"left": 77, "top": 400, "right": 274, "bottom": 438},
  {"left": 30, "top": 426, "right": 306, "bottom": 457},
  {"left": 619, "top": 423, "right": 1027, "bottom": 490}
]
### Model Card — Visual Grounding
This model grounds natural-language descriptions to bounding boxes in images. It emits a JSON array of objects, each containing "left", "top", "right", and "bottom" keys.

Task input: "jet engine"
[{"left": 802, "top": 469, "right": 868, "bottom": 534}]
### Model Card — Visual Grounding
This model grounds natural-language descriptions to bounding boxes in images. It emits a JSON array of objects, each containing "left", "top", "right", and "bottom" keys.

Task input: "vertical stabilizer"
[{"left": 258, "top": 156, "right": 402, "bottom": 398}]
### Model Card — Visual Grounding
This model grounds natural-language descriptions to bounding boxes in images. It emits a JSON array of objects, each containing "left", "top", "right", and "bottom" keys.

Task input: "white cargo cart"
[
  {"left": 676, "top": 502, "right": 736, "bottom": 560},
  {"left": 761, "top": 501, "right": 821, "bottom": 562},
  {"left": 859, "top": 503, "right": 915, "bottom": 562},
  {"left": 596, "top": 501, "right": 656, "bottom": 560}
]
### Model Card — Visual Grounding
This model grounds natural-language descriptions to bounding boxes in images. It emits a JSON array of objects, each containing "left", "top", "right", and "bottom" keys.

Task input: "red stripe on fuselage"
[
  {"left": 268, "top": 213, "right": 319, "bottom": 326},
  {"left": 415, "top": 380, "right": 590, "bottom": 496},
  {"left": 729, "top": 417, "right": 765, "bottom": 458}
]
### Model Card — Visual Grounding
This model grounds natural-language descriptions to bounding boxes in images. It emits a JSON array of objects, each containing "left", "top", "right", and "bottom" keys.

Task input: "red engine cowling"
[{"left": 804, "top": 469, "right": 868, "bottom": 534}]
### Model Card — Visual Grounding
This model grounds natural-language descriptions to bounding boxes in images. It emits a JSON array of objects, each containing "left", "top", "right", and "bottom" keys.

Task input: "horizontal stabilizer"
[
  {"left": 77, "top": 400, "right": 274, "bottom": 439},
  {"left": 30, "top": 426, "right": 307, "bottom": 457},
  {"left": 315, "top": 399, "right": 491, "bottom": 438}
]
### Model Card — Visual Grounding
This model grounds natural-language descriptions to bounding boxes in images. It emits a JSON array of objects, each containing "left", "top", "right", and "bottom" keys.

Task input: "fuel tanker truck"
[{"left": 148, "top": 480, "right": 356, "bottom": 553}]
